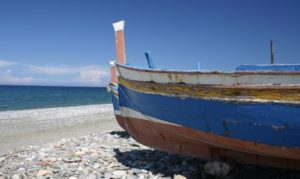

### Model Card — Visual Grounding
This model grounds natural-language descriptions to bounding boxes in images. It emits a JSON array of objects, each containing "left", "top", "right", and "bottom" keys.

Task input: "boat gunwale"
[{"left": 116, "top": 64, "right": 300, "bottom": 75}]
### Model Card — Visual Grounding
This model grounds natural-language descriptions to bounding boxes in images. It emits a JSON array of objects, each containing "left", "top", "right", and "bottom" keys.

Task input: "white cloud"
[
  {"left": 0, "top": 60, "right": 15, "bottom": 67},
  {"left": 0, "top": 69, "right": 33, "bottom": 84},
  {"left": 27, "top": 65, "right": 77, "bottom": 75},
  {"left": 77, "top": 67, "right": 109, "bottom": 84},
  {"left": 0, "top": 60, "right": 109, "bottom": 86},
  {"left": 27, "top": 65, "right": 109, "bottom": 84}
]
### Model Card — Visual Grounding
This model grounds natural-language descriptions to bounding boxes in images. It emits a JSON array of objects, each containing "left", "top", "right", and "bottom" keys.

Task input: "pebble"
[
  {"left": 204, "top": 160, "right": 231, "bottom": 177},
  {"left": 69, "top": 177, "right": 78, "bottom": 179},
  {"left": 174, "top": 175, "right": 187, "bottom": 179},
  {"left": 36, "top": 169, "right": 51, "bottom": 176},
  {"left": 12, "top": 174, "right": 22, "bottom": 179},
  {"left": 86, "top": 173, "right": 97, "bottom": 179},
  {"left": 0, "top": 130, "right": 299, "bottom": 179},
  {"left": 131, "top": 168, "right": 141, "bottom": 174},
  {"left": 113, "top": 170, "right": 127, "bottom": 177},
  {"left": 93, "top": 163, "right": 100, "bottom": 169}
]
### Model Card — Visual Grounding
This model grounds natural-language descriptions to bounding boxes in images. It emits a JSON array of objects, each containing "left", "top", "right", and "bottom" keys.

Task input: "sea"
[{"left": 0, "top": 85, "right": 111, "bottom": 111}]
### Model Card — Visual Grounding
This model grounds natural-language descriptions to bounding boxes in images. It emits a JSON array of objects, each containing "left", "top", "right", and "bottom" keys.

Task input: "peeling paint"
[
  {"left": 178, "top": 144, "right": 184, "bottom": 153},
  {"left": 223, "top": 120, "right": 231, "bottom": 137},
  {"left": 206, "top": 124, "right": 212, "bottom": 132},
  {"left": 271, "top": 124, "right": 288, "bottom": 131},
  {"left": 117, "top": 64, "right": 300, "bottom": 86},
  {"left": 159, "top": 133, "right": 166, "bottom": 141},
  {"left": 119, "top": 77, "right": 300, "bottom": 103}
]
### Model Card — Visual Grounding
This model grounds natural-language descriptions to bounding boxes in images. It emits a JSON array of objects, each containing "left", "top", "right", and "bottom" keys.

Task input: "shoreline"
[
  {"left": 0, "top": 104, "right": 119, "bottom": 155},
  {"left": 0, "top": 103, "right": 112, "bottom": 113}
]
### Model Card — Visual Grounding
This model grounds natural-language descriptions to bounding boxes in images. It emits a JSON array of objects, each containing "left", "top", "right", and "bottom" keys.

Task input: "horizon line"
[{"left": 0, "top": 84, "right": 107, "bottom": 88}]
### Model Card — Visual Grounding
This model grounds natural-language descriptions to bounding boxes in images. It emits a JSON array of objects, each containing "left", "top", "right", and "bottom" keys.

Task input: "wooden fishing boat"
[
  {"left": 108, "top": 20, "right": 127, "bottom": 130},
  {"left": 109, "top": 20, "right": 300, "bottom": 170}
]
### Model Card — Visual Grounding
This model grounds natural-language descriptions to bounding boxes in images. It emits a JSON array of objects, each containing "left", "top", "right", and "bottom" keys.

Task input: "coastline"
[{"left": 0, "top": 104, "right": 120, "bottom": 155}]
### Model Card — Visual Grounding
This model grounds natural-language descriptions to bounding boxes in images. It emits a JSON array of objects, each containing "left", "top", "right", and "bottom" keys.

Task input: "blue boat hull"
[
  {"left": 118, "top": 84, "right": 300, "bottom": 148},
  {"left": 110, "top": 84, "right": 126, "bottom": 130}
]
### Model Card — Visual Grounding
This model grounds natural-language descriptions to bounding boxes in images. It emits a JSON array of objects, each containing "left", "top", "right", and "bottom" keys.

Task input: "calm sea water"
[{"left": 0, "top": 85, "right": 111, "bottom": 111}]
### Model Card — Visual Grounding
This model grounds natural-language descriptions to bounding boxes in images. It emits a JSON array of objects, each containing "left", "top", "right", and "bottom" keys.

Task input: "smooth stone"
[
  {"left": 69, "top": 177, "right": 78, "bottom": 179},
  {"left": 182, "top": 161, "right": 189, "bottom": 167},
  {"left": 12, "top": 174, "right": 22, "bottom": 179},
  {"left": 131, "top": 161, "right": 139, "bottom": 167},
  {"left": 149, "top": 175, "right": 159, "bottom": 179},
  {"left": 104, "top": 173, "right": 112, "bottom": 179},
  {"left": 78, "top": 175, "right": 86, "bottom": 179},
  {"left": 87, "top": 173, "right": 97, "bottom": 179},
  {"left": 144, "top": 163, "right": 154, "bottom": 169},
  {"left": 188, "top": 165, "right": 198, "bottom": 171},
  {"left": 142, "top": 174, "right": 150, "bottom": 178},
  {"left": 63, "top": 156, "right": 81, "bottom": 163},
  {"left": 125, "top": 175, "right": 138, "bottom": 179},
  {"left": 75, "top": 151, "right": 85, "bottom": 156},
  {"left": 17, "top": 167, "right": 26, "bottom": 172},
  {"left": 51, "top": 167, "right": 60, "bottom": 173},
  {"left": 107, "top": 163, "right": 118, "bottom": 169},
  {"left": 131, "top": 168, "right": 141, "bottom": 174},
  {"left": 174, "top": 174, "right": 187, "bottom": 179},
  {"left": 141, "top": 169, "right": 148, "bottom": 173},
  {"left": 171, "top": 167, "right": 182, "bottom": 173},
  {"left": 36, "top": 169, "right": 51, "bottom": 176},
  {"left": 112, "top": 170, "right": 127, "bottom": 177},
  {"left": 50, "top": 157, "right": 57, "bottom": 162},
  {"left": 0, "top": 157, "right": 6, "bottom": 162},
  {"left": 82, "top": 168, "right": 90, "bottom": 175},
  {"left": 204, "top": 161, "right": 231, "bottom": 177},
  {"left": 78, "top": 166, "right": 83, "bottom": 171},
  {"left": 181, "top": 171, "right": 192, "bottom": 177},
  {"left": 93, "top": 163, "right": 101, "bottom": 169},
  {"left": 53, "top": 143, "right": 63, "bottom": 148}
]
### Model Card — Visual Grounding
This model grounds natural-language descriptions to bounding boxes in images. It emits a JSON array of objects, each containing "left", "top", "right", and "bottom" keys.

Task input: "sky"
[{"left": 0, "top": 0, "right": 299, "bottom": 87}]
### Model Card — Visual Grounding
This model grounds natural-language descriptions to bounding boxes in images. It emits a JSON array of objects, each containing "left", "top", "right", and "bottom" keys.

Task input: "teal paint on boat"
[{"left": 236, "top": 64, "right": 300, "bottom": 72}]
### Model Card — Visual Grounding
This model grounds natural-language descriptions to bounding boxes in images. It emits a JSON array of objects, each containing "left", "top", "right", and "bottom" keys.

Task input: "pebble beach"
[{"left": 1, "top": 105, "right": 300, "bottom": 179}]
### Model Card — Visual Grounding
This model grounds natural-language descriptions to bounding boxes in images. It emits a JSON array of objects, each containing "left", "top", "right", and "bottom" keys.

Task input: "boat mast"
[
  {"left": 113, "top": 20, "right": 126, "bottom": 65},
  {"left": 110, "top": 20, "right": 126, "bottom": 84},
  {"left": 270, "top": 40, "right": 275, "bottom": 64}
]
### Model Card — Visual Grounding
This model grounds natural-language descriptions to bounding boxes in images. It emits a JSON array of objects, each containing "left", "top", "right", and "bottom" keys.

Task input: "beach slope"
[{"left": 0, "top": 104, "right": 121, "bottom": 155}]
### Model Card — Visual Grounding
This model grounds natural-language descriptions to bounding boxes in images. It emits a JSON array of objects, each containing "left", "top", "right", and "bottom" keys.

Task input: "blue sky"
[{"left": 0, "top": 0, "right": 299, "bottom": 86}]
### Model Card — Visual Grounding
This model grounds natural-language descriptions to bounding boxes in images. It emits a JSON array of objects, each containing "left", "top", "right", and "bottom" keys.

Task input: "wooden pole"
[
  {"left": 113, "top": 20, "right": 126, "bottom": 65},
  {"left": 111, "top": 20, "right": 126, "bottom": 84},
  {"left": 270, "top": 40, "right": 275, "bottom": 64}
]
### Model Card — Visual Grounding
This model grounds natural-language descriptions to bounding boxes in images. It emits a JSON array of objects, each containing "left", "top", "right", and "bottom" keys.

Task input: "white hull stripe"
[
  {"left": 114, "top": 110, "right": 121, "bottom": 115},
  {"left": 120, "top": 107, "right": 180, "bottom": 126},
  {"left": 117, "top": 65, "right": 300, "bottom": 86}
]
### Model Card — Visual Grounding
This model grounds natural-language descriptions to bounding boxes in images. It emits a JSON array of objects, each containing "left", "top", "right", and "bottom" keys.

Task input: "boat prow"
[{"left": 108, "top": 20, "right": 300, "bottom": 170}]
